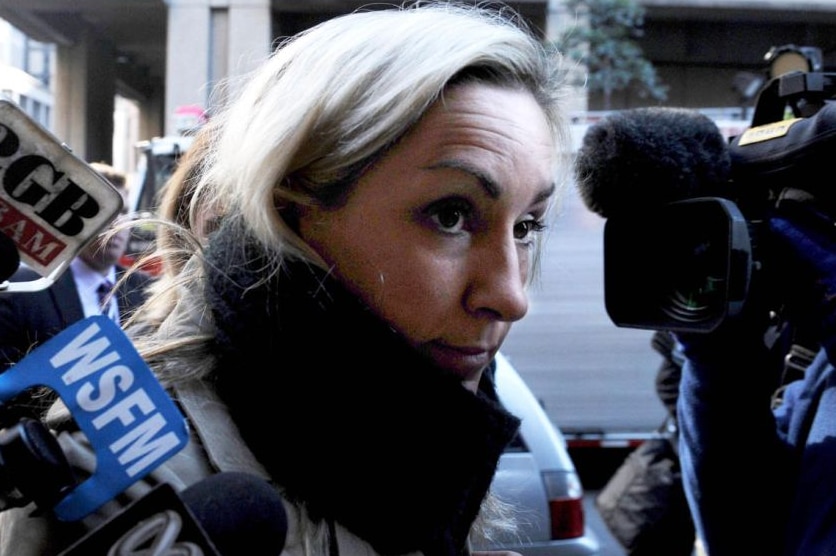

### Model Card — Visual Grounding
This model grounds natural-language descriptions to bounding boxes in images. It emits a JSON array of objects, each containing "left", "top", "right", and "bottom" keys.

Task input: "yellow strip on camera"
[{"left": 737, "top": 118, "right": 802, "bottom": 145}]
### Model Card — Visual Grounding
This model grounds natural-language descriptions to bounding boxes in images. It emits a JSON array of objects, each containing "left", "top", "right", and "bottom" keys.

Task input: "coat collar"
[{"left": 203, "top": 221, "right": 521, "bottom": 555}]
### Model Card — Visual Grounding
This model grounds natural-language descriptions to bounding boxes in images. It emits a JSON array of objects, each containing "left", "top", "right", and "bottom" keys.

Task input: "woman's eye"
[
  {"left": 427, "top": 200, "right": 471, "bottom": 233},
  {"left": 514, "top": 218, "right": 546, "bottom": 242}
]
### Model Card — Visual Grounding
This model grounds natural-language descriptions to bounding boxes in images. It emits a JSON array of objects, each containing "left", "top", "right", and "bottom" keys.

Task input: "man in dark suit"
[{"left": 0, "top": 162, "right": 155, "bottom": 373}]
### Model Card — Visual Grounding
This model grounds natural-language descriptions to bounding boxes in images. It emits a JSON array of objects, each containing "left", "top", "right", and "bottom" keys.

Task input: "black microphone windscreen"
[
  {"left": 574, "top": 107, "right": 732, "bottom": 219},
  {"left": 182, "top": 472, "right": 288, "bottom": 556}
]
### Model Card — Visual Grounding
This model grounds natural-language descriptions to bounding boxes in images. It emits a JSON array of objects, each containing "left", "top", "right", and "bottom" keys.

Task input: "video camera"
[{"left": 589, "top": 45, "right": 836, "bottom": 333}]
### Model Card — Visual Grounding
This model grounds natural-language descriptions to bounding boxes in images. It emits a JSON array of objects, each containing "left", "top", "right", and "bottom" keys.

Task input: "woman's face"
[{"left": 299, "top": 83, "right": 557, "bottom": 390}]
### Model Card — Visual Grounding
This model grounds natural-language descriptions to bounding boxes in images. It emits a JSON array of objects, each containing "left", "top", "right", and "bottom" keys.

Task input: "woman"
[{"left": 0, "top": 2, "right": 572, "bottom": 554}]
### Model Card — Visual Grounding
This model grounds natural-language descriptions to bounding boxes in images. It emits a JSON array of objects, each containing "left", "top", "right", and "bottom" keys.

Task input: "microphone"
[
  {"left": 574, "top": 107, "right": 732, "bottom": 219},
  {"left": 0, "top": 316, "right": 190, "bottom": 520},
  {"left": 181, "top": 472, "right": 288, "bottom": 555},
  {"left": 0, "top": 99, "right": 124, "bottom": 292},
  {"left": 0, "top": 317, "right": 286, "bottom": 554},
  {"left": 59, "top": 472, "right": 288, "bottom": 556}
]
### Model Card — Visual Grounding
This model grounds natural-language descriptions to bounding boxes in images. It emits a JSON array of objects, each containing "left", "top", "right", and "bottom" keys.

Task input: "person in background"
[
  {"left": 675, "top": 190, "right": 836, "bottom": 556},
  {"left": 0, "top": 161, "right": 155, "bottom": 373},
  {"left": 645, "top": 330, "right": 697, "bottom": 555},
  {"left": 0, "top": 2, "right": 573, "bottom": 555}
]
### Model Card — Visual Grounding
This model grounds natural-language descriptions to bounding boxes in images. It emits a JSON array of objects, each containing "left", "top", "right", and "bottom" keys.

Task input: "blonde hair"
[{"left": 201, "top": 2, "right": 569, "bottom": 265}]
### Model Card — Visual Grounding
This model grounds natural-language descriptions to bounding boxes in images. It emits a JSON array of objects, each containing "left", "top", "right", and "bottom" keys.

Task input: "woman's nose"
[{"left": 465, "top": 238, "right": 529, "bottom": 322}]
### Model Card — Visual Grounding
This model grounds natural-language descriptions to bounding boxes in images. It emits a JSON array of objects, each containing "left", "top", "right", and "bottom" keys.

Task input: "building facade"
[
  {"left": 0, "top": 19, "right": 53, "bottom": 130},
  {"left": 2, "top": 0, "right": 836, "bottom": 166}
]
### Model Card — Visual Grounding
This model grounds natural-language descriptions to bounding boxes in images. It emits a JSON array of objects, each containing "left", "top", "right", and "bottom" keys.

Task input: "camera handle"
[{"left": 752, "top": 71, "right": 836, "bottom": 126}]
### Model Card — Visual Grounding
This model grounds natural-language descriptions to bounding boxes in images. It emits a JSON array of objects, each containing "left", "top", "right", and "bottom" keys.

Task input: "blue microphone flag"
[{"left": 0, "top": 315, "right": 189, "bottom": 521}]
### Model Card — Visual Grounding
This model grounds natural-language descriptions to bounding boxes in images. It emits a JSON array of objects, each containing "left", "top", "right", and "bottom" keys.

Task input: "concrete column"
[
  {"left": 227, "top": 0, "right": 272, "bottom": 78},
  {"left": 164, "top": 0, "right": 271, "bottom": 136},
  {"left": 53, "top": 24, "right": 116, "bottom": 163},
  {"left": 164, "top": 0, "right": 212, "bottom": 136},
  {"left": 137, "top": 89, "right": 165, "bottom": 143}
]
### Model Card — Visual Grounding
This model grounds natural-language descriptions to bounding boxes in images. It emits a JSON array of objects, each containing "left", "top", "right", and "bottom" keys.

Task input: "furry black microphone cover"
[{"left": 574, "top": 107, "right": 732, "bottom": 219}]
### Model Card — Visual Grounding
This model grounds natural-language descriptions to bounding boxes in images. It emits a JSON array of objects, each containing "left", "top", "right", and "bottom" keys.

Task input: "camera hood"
[{"left": 603, "top": 197, "right": 753, "bottom": 333}]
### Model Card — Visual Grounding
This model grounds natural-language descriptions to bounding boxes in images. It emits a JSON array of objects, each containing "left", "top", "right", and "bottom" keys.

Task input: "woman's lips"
[{"left": 425, "top": 341, "right": 495, "bottom": 376}]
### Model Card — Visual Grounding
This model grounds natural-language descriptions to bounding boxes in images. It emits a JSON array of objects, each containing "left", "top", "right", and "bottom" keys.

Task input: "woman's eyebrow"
[
  {"left": 427, "top": 160, "right": 556, "bottom": 203},
  {"left": 426, "top": 159, "right": 500, "bottom": 199},
  {"left": 534, "top": 182, "right": 557, "bottom": 205}
]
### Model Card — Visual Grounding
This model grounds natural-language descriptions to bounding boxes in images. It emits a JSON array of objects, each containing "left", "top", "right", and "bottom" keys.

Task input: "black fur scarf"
[{"left": 203, "top": 220, "right": 521, "bottom": 556}]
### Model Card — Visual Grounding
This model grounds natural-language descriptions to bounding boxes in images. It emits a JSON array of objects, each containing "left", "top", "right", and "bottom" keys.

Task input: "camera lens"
[
  {"left": 661, "top": 229, "right": 728, "bottom": 324},
  {"left": 604, "top": 197, "right": 752, "bottom": 332}
]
